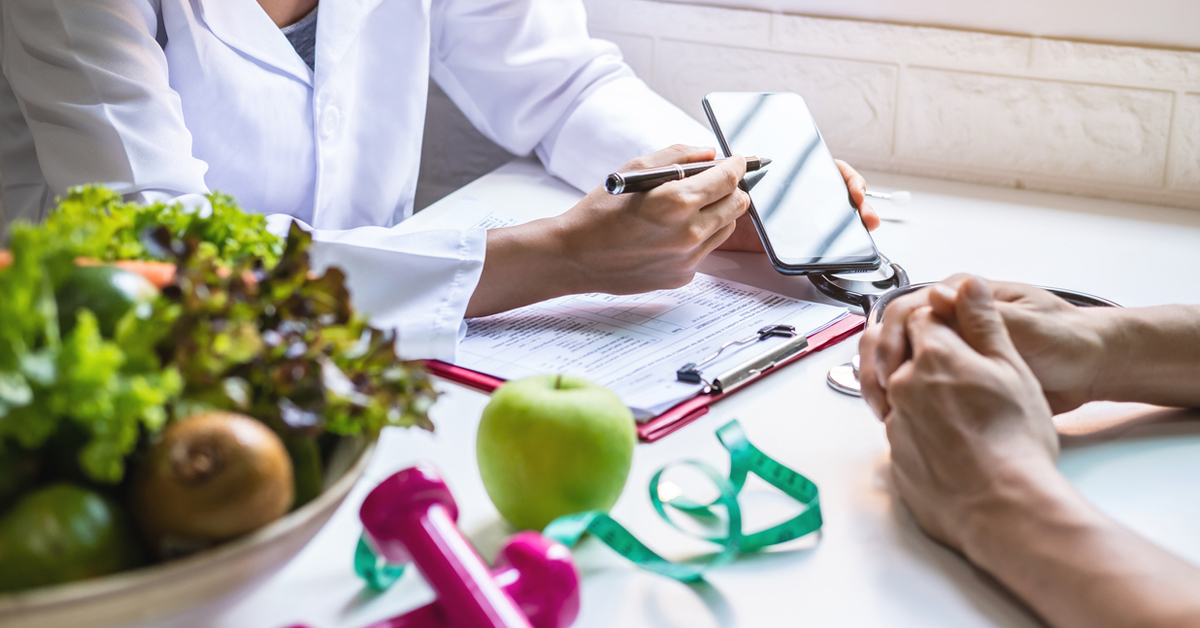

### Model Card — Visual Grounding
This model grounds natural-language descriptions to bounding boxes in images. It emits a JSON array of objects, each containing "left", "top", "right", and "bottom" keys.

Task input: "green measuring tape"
[
  {"left": 355, "top": 534, "right": 407, "bottom": 590},
  {"left": 543, "top": 419, "right": 821, "bottom": 582},
  {"left": 355, "top": 419, "right": 821, "bottom": 589}
]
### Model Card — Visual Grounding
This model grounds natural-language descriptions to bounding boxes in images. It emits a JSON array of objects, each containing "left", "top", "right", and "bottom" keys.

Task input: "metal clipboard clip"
[{"left": 675, "top": 324, "right": 809, "bottom": 395}]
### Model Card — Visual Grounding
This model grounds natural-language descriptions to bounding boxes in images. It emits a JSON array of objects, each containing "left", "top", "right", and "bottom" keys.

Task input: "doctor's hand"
[
  {"left": 883, "top": 277, "right": 1058, "bottom": 552},
  {"left": 860, "top": 276, "right": 1109, "bottom": 418},
  {"left": 716, "top": 158, "right": 880, "bottom": 252},
  {"left": 467, "top": 145, "right": 748, "bottom": 317},
  {"left": 555, "top": 144, "right": 749, "bottom": 294}
]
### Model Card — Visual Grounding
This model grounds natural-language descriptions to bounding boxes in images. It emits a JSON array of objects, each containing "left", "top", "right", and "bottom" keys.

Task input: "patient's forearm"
[
  {"left": 963, "top": 469, "right": 1200, "bottom": 628},
  {"left": 1093, "top": 305, "right": 1200, "bottom": 407}
]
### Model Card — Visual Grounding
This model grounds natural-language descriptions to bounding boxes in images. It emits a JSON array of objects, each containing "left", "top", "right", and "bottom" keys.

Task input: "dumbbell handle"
[
  {"left": 362, "top": 530, "right": 576, "bottom": 628},
  {"left": 362, "top": 465, "right": 538, "bottom": 628}
]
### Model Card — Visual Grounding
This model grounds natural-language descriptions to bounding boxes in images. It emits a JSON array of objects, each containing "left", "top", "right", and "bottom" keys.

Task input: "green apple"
[{"left": 477, "top": 374, "right": 636, "bottom": 530}]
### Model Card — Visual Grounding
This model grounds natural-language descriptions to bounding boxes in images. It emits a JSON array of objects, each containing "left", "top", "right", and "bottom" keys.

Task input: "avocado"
[
  {"left": 0, "top": 483, "right": 143, "bottom": 592},
  {"left": 56, "top": 265, "right": 158, "bottom": 337}
]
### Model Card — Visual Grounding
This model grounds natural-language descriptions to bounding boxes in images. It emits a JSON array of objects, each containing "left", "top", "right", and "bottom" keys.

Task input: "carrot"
[
  {"left": 111, "top": 260, "right": 178, "bottom": 289},
  {"left": 2, "top": 253, "right": 178, "bottom": 287},
  {"left": 75, "top": 257, "right": 178, "bottom": 289}
]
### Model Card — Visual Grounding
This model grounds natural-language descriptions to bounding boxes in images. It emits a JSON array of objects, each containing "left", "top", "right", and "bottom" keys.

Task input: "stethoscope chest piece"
[{"left": 826, "top": 354, "right": 861, "bottom": 396}]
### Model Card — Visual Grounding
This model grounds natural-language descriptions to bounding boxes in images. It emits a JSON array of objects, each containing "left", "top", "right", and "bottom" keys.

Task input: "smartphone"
[{"left": 702, "top": 92, "right": 881, "bottom": 274}]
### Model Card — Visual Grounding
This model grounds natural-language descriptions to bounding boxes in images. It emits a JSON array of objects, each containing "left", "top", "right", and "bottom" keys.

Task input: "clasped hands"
[
  {"left": 857, "top": 276, "right": 1117, "bottom": 551},
  {"left": 858, "top": 275, "right": 1200, "bottom": 628}
]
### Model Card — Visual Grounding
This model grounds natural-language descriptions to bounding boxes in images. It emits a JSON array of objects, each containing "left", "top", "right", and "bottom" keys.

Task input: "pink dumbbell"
[{"left": 357, "top": 464, "right": 580, "bottom": 628}]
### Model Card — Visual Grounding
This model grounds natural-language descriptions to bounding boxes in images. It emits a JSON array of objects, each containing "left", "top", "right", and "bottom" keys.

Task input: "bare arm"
[
  {"left": 965, "top": 466, "right": 1200, "bottom": 628},
  {"left": 1091, "top": 305, "right": 1200, "bottom": 408},
  {"left": 870, "top": 277, "right": 1200, "bottom": 628},
  {"left": 862, "top": 276, "right": 1200, "bottom": 417}
]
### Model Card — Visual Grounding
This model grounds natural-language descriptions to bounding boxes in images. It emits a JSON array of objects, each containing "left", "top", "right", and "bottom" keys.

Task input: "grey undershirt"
[{"left": 281, "top": 6, "right": 318, "bottom": 70}]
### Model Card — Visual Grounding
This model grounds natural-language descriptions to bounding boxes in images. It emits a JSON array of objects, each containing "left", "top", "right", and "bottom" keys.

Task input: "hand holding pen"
[
  {"left": 606, "top": 156, "right": 771, "bottom": 194},
  {"left": 467, "top": 145, "right": 752, "bottom": 317}
]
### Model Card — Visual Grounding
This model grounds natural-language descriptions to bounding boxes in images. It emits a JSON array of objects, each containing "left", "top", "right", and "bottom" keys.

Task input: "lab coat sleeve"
[
  {"left": 0, "top": 0, "right": 211, "bottom": 205},
  {"left": 538, "top": 76, "right": 717, "bottom": 195},
  {"left": 267, "top": 216, "right": 487, "bottom": 363},
  {"left": 4, "top": 0, "right": 484, "bottom": 361},
  {"left": 429, "top": 0, "right": 714, "bottom": 195}
]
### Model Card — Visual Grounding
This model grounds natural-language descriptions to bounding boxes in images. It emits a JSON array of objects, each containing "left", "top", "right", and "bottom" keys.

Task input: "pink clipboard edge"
[{"left": 424, "top": 314, "right": 865, "bottom": 442}]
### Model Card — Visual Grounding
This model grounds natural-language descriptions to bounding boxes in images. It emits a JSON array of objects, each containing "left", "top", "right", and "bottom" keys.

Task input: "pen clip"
[{"left": 676, "top": 324, "right": 797, "bottom": 384}]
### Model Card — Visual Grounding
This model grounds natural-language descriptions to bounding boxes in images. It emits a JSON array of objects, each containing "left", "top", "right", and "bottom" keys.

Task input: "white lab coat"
[{"left": 0, "top": 0, "right": 711, "bottom": 359}]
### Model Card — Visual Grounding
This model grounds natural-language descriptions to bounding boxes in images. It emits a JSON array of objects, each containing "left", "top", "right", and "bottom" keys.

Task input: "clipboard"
[{"left": 424, "top": 314, "right": 865, "bottom": 442}]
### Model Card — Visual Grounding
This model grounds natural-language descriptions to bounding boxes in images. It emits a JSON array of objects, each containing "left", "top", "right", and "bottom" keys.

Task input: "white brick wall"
[
  {"left": 1173, "top": 94, "right": 1200, "bottom": 193},
  {"left": 586, "top": 0, "right": 1200, "bottom": 210}
]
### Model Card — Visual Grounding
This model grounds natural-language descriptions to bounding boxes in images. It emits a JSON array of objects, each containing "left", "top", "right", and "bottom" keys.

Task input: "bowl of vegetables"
[{"left": 0, "top": 189, "right": 437, "bottom": 627}]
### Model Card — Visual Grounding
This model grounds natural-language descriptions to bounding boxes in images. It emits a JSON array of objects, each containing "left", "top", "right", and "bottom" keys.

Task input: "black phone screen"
[{"left": 703, "top": 92, "right": 880, "bottom": 273}]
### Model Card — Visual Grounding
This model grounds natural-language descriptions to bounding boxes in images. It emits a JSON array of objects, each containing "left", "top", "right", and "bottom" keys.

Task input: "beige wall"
[
  {"left": 9, "top": 4, "right": 1195, "bottom": 219},
  {"left": 659, "top": 0, "right": 1200, "bottom": 50},
  {"left": 587, "top": 0, "right": 1200, "bottom": 210}
]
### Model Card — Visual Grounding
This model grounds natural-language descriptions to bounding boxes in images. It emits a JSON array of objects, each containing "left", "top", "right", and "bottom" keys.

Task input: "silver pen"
[{"left": 605, "top": 156, "right": 772, "bottom": 195}]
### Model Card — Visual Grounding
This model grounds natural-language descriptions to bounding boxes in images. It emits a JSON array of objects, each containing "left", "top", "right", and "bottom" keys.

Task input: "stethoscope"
[{"left": 811, "top": 253, "right": 1121, "bottom": 397}]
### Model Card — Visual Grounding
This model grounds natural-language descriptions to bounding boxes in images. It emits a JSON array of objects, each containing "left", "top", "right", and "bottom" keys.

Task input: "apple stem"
[{"left": 555, "top": 374, "right": 562, "bottom": 390}]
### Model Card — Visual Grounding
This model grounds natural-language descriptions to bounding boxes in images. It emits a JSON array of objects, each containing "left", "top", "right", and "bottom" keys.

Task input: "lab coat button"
[{"left": 319, "top": 106, "right": 341, "bottom": 137}]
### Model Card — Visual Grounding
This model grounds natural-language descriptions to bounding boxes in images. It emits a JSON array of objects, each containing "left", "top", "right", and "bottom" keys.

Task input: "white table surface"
[{"left": 141, "top": 158, "right": 1200, "bottom": 628}]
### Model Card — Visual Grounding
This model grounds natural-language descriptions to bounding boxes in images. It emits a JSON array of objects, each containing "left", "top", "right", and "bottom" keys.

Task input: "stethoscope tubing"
[
  {"left": 809, "top": 261, "right": 909, "bottom": 314},
  {"left": 818, "top": 268, "right": 1120, "bottom": 398},
  {"left": 811, "top": 263, "right": 1120, "bottom": 323},
  {"left": 866, "top": 282, "right": 1121, "bottom": 324}
]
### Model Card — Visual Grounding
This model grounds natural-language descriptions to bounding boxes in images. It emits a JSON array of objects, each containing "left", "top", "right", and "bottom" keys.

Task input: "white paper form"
[
  {"left": 428, "top": 197, "right": 849, "bottom": 419},
  {"left": 457, "top": 276, "right": 848, "bottom": 419}
]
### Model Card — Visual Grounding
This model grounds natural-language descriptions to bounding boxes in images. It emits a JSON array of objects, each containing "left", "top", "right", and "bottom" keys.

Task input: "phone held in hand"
[{"left": 703, "top": 92, "right": 882, "bottom": 275}]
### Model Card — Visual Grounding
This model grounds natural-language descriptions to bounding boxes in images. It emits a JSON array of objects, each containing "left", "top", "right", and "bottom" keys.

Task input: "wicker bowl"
[{"left": 0, "top": 436, "right": 373, "bottom": 628}]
